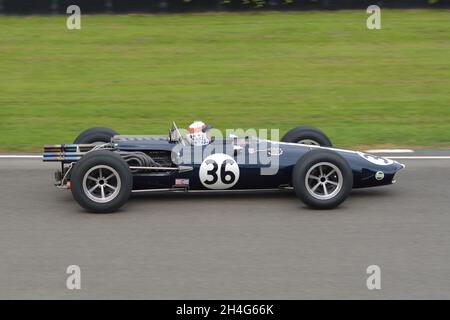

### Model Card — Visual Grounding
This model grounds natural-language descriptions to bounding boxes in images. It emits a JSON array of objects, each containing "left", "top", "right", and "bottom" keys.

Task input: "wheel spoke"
[
  {"left": 104, "top": 173, "right": 115, "bottom": 181},
  {"left": 309, "top": 175, "right": 320, "bottom": 180},
  {"left": 327, "top": 180, "right": 338, "bottom": 186},
  {"left": 322, "top": 184, "right": 328, "bottom": 196},
  {"left": 105, "top": 183, "right": 117, "bottom": 191},
  {"left": 326, "top": 169, "right": 336, "bottom": 178},
  {"left": 319, "top": 166, "right": 324, "bottom": 176},
  {"left": 87, "top": 176, "right": 97, "bottom": 182},
  {"left": 311, "top": 182, "right": 321, "bottom": 192},
  {"left": 89, "top": 184, "right": 99, "bottom": 193},
  {"left": 98, "top": 168, "right": 103, "bottom": 179},
  {"left": 100, "top": 185, "right": 105, "bottom": 199}
]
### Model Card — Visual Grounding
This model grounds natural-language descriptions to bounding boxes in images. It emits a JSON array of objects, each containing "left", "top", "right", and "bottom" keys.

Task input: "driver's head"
[{"left": 187, "top": 121, "right": 211, "bottom": 146}]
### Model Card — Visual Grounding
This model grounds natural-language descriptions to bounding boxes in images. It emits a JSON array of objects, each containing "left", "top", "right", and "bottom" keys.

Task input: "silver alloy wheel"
[
  {"left": 305, "top": 162, "right": 343, "bottom": 200},
  {"left": 297, "top": 139, "right": 320, "bottom": 146},
  {"left": 82, "top": 165, "right": 121, "bottom": 203},
  {"left": 92, "top": 141, "right": 108, "bottom": 145}
]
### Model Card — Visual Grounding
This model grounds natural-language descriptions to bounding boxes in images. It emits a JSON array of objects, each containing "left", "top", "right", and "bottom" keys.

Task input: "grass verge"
[{"left": 0, "top": 10, "right": 449, "bottom": 151}]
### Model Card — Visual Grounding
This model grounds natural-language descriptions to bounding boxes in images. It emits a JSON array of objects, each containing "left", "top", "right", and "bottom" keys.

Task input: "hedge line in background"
[{"left": 0, "top": 0, "right": 447, "bottom": 14}]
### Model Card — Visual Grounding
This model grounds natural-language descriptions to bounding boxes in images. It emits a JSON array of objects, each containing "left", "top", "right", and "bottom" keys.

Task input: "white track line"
[
  {"left": 366, "top": 149, "right": 414, "bottom": 153},
  {"left": 385, "top": 156, "right": 450, "bottom": 160},
  {"left": 0, "top": 155, "right": 42, "bottom": 159}
]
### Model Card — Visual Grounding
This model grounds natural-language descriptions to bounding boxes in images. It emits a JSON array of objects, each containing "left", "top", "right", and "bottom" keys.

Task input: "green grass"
[{"left": 0, "top": 10, "right": 449, "bottom": 151}]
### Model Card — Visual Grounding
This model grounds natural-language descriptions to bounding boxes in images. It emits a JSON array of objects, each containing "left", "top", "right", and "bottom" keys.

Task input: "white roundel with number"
[
  {"left": 199, "top": 154, "right": 240, "bottom": 189},
  {"left": 357, "top": 152, "right": 394, "bottom": 166}
]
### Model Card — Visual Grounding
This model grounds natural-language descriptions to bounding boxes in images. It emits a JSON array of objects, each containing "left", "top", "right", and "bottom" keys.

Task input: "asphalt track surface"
[{"left": 0, "top": 158, "right": 449, "bottom": 299}]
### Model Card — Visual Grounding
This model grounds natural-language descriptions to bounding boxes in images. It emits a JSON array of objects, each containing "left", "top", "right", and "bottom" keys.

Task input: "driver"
[{"left": 187, "top": 121, "right": 212, "bottom": 146}]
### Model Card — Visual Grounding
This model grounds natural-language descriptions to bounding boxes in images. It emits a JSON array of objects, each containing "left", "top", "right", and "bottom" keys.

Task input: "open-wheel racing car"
[{"left": 43, "top": 122, "right": 405, "bottom": 213}]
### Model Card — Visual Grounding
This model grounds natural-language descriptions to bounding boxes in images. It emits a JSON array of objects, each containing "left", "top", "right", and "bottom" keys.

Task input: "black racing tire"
[
  {"left": 281, "top": 126, "right": 332, "bottom": 147},
  {"left": 70, "top": 150, "right": 132, "bottom": 213},
  {"left": 292, "top": 149, "right": 353, "bottom": 209},
  {"left": 73, "top": 127, "right": 118, "bottom": 144}
]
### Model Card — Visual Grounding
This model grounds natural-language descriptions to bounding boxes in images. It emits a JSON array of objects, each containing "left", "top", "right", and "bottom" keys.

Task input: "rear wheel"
[
  {"left": 292, "top": 149, "right": 352, "bottom": 209},
  {"left": 74, "top": 127, "right": 118, "bottom": 144},
  {"left": 70, "top": 150, "right": 132, "bottom": 213},
  {"left": 281, "top": 126, "right": 332, "bottom": 147}
]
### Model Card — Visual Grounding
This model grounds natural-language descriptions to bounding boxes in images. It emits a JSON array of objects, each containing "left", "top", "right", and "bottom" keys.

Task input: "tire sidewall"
[
  {"left": 293, "top": 149, "right": 353, "bottom": 209},
  {"left": 74, "top": 127, "right": 118, "bottom": 144},
  {"left": 282, "top": 126, "right": 332, "bottom": 147},
  {"left": 71, "top": 151, "right": 132, "bottom": 213}
]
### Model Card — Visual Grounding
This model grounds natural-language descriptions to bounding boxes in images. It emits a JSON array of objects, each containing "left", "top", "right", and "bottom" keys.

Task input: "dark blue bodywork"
[{"left": 110, "top": 135, "right": 405, "bottom": 191}]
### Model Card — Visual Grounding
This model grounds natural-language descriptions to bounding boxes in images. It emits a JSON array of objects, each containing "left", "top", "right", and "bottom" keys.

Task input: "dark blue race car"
[{"left": 43, "top": 122, "right": 405, "bottom": 213}]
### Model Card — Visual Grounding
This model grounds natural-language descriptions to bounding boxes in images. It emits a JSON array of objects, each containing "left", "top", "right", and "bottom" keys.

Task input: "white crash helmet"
[{"left": 187, "top": 121, "right": 211, "bottom": 146}]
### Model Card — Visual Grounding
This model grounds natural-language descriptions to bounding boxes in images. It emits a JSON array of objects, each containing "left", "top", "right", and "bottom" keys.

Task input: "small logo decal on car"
[
  {"left": 375, "top": 171, "right": 385, "bottom": 181},
  {"left": 175, "top": 179, "right": 189, "bottom": 187}
]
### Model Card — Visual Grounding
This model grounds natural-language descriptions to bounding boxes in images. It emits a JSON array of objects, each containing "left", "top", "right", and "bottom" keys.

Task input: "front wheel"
[
  {"left": 292, "top": 149, "right": 353, "bottom": 209},
  {"left": 281, "top": 126, "right": 332, "bottom": 147},
  {"left": 70, "top": 150, "right": 132, "bottom": 213}
]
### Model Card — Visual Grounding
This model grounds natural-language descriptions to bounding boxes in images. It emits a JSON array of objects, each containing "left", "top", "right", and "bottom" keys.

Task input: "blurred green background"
[{"left": 0, "top": 9, "right": 449, "bottom": 151}]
